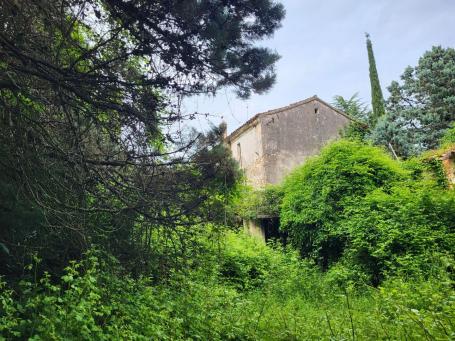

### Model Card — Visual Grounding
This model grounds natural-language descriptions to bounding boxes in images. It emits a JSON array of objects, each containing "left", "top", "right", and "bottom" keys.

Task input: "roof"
[{"left": 225, "top": 95, "right": 358, "bottom": 143}]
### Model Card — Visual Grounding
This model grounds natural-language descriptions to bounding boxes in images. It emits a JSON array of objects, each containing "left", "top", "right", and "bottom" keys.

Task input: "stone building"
[
  {"left": 225, "top": 95, "right": 354, "bottom": 241},
  {"left": 225, "top": 95, "right": 353, "bottom": 188}
]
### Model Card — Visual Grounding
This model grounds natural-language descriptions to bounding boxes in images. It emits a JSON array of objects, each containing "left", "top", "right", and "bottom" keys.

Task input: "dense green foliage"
[
  {"left": 440, "top": 122, "right": 455, "bottom": 146},
  {"left": 281, "top": 141, "right": 406, "bottom": 265},
  {"left": 366, "top": 34, "right": 386, "bottom": 124},
  {"left": 1, "top": 232, "right": 454, "bottom": 340},
  {"left": 0, "top": 0, "right": 284, "bottom": 280},
  {"left": 371, "top": 46, "right": 455, "bottom": 157},
  {"left": 332, "top": 93, "right": 370, "bottom": 141},
  {"left": 281, "top": 140, "right": 455, "bottom": 285},
  {"left": 2, "top": 137, "right": 454, "bottom": 339},
  {"left": 234, "top": 185, "right": 283, "bottom": 220},
  {"left": 1, "top": 2, "right": 454, "bottom": 339}
]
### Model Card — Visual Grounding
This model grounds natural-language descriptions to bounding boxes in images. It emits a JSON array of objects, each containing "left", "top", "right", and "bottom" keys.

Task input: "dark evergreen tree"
[
  {"left": 371, "top": 46, "right": 455, "bottom": 157},
  {"left": 366, "top": 33, "right": 386, "bottom": 124},
  {"left": 0, "top": 0, "right": 285, "bottom": 278}
]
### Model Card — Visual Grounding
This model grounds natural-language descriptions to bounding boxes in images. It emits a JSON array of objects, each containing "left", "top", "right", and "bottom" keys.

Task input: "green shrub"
[
  {"left": 1, "top": 233, "right": 454, "bottom": 340},
  {"left": 281, "top": 140, "right": 408, "bottom": 269},
  {"left": 341, "top": 184, "right": 455, "bottom": 284},
  {"left": 234, "top": 185, "right": 283, "bottom": 220},
  {"left": 440, "top": 122, "right": 455, "bottom": 146},
  {"left": 0, "top": 253, "right": 175, "bottom": 340},
  {"left": 281, "top": 139, "right": 455, "bottom": 284},
  {"left": 219, "top": 232, "right": 274, "bottom": 290}
]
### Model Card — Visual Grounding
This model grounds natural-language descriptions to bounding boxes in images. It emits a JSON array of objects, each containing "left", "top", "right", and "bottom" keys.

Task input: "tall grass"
[{"left": 2, "top": 231, "right": 453, "bottom": 340}]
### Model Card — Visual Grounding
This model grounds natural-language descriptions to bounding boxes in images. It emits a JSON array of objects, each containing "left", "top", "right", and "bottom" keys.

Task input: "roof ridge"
[
  {"left": 257, "top": 95, "right": 318, "bottom": 117},
  {"left": 225, "top": 95, "right": 357, "bottom": 142}
]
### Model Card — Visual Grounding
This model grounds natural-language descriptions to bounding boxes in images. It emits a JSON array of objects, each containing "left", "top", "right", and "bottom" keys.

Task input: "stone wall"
[
  {"left": 227, "top": 97, "right": 352, "bottom": 188},
  {"left": 260, "top": 99, "right": 350, "bottom": 184},
  {"left": 228, "top": 119, "right": 267, "bottom": 188}
]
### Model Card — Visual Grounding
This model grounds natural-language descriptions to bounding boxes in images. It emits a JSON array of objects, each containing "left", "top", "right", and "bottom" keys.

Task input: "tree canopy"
[
  {"left": 332, "top": 93, "right": 370, "bottom": 140},
  {"left": 371, "top": 46, "right": 455, "bottom": 157},
  {"left": 0, "top": 0, "right": 285, "bottom": 278}
]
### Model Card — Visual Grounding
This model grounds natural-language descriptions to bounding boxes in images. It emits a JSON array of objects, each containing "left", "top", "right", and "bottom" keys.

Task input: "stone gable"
[{"left": 226, "top": 96, "right": 353, "bottom": 187}]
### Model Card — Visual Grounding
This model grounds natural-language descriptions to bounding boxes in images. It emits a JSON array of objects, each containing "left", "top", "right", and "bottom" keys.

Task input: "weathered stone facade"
[{"left": 226, "top": 96, "right": 353, "bottom": 188}]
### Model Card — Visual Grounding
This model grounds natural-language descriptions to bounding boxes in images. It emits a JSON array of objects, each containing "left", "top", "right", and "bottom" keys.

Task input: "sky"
[{"left": 182, "top": 0, "right": 455, "bottom": 134}]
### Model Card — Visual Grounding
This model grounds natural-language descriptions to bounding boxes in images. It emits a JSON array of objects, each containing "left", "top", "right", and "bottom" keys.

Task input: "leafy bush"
[
  {"left": 440, "top": 122, "right": 455, "bottom": 146},
  {"left": 281, "top": 139, "right": 455, "bottom": 284},
  {"left": 219, "top": 232, "right": 275, "bottom": 290},
  {"left": 0, "top": 250, "right": 238, "bottom": 340},
  {"left": 1, "top": 233, "right": 454, "bottom": 340},
  {"left": 340, "top": 184, "right": 455, "bottom": 284},
  {"left": 234, "top": 185, "right": 283, "bottom": 220},
  {"left": 281, "top": 140, "right": 408, "bottom": 269}
]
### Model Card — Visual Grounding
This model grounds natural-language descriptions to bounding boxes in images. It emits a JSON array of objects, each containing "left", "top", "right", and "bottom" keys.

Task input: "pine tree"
[
  {"left": 366, "top": 33, "right": 386, "bottom": 124},
  {"left": 0, "top": 0, "right": 284, "bottom": 278},
  {"left": 371, "top": 46, "right": 455, "bottom": 157}
]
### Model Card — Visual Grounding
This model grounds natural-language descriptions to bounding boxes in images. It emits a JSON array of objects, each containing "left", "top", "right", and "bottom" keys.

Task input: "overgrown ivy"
[{"left": 280, "top": 140, "right": 455, "bottom": 285}]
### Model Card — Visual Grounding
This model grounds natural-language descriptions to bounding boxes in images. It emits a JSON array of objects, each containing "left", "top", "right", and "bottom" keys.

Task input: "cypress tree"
[{"left": 366, "top": 33, "right": 386, "bottom": 123}]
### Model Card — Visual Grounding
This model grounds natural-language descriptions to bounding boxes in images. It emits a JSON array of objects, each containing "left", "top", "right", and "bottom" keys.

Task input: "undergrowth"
[{"left": 1, "top": 232, "right": 453, "bottom": 340}]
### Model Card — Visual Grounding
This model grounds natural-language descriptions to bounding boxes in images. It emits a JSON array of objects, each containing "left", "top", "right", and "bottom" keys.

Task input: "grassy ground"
[{"left": 1, "top": 231, "right": 454, "bottom": 340}]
